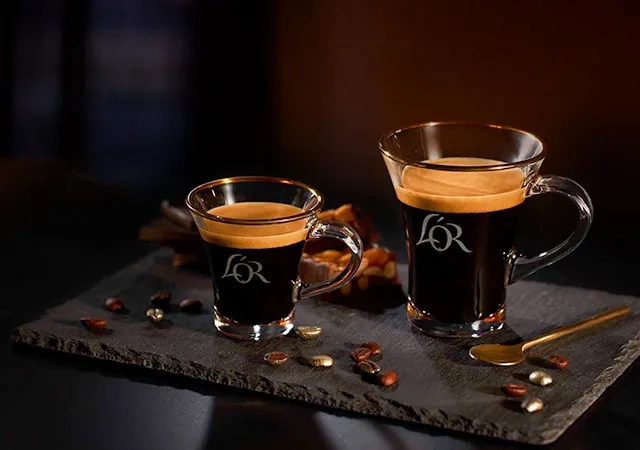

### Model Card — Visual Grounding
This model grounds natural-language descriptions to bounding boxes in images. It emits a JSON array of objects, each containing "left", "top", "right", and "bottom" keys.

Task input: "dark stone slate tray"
[{"left": 11, "top": 249, "right": 640, "bottom": 445}]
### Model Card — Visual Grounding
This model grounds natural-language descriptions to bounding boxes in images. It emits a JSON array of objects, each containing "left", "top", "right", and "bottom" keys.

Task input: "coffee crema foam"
[
  {"left": 198, "top": 202, "right": 309, "bottom": 249},
  {"left": 395, "top": 157, "right": 526, "bottom": 213}
]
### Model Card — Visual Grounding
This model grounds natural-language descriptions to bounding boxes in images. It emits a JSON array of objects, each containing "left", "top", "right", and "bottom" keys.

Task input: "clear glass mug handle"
[
  {"left": 292, "top": 220, "right": 363, "bottom": 301},
  {"left": 507, "top": 175, "right": 594, "bottom": 283}
]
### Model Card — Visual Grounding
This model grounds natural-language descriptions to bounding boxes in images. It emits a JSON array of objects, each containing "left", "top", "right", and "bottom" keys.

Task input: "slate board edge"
[
  {"left": 538, "top": 327, "right": 640, "bottom": 443},
  {"left": 11, "top": 324, "right": 556, "bottom": 445},
  {"left": 9, "top": 248, "right": 640, "bottom": 446}
]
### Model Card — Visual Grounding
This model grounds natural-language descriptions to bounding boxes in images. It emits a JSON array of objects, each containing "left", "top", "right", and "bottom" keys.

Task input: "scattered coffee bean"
[
  {"left": 104, "top": 296, "right": 124, "bottom": 313},
  {"left": 520, "top": 396, "right": 544, "bottom": 413},
  {"left": 264, "top": 351, "right": 289, "bottom": 366},
  {"left": 547, "top": 354, "right": 569, "bottom": 370},
  {"left": 150, "top": 291, "right": 171, "bottom": 310},
  {"left": 295, "top": 325, "right": 322, "bottom": 340},
  {"left": 81, "top": 317, "right": 107, "bottom": 330},
  {"left": 378, "top": 370, "right": 398, "bottom": 387},
  {"left": 351, "top": 347, "right": 372, "bottom": 362},
  {"left": 179, "top": 298, "right": 202, "bottom": 313},
  {"left": 357, "top": 360, "right": 381, "bottom": 376},
  {"left": 361, "top": 341, "right": 382, "bottom": 357},
  {"left": 146, "top": 308, "right": 165, "bottom": 324},
  {"left": 501, "top": 384, "right": 528, "bottom": 398},
  {"left": 308, "top": 355, "right": 333, "bottom": 367},
  {"left": 529, "top": 370, "right": 553, "bottom": 387}
]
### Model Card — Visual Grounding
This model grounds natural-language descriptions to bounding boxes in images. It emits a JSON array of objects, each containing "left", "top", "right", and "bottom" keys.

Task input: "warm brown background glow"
[{"left": 267, "top": 1, "right": 639, "bottom": 257}]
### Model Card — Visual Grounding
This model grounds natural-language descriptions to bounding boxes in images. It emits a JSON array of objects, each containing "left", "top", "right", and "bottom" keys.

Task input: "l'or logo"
[
  {"left": 417, "top": 213, "right": 472, "bottom": 253},
  {"left": 222, "top": 254, "right": 271, "bottom": 284}
]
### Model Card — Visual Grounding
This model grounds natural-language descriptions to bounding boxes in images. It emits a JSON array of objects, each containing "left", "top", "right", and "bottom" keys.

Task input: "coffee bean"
[
  {"left": 357, "top": 360, "right": 381, "bottom": 376},
  {"left": 547, "top": 354, "right": 569, "bottom": 369},
  {"left": 361, "top": 341, "right": 382, "bottom": 356},
  {"left": 104, "top": 296, "right": 124, "bottom": 313},
  {"left": 81, "top": 318, "right": 107, "bottom": 330},
  {"left": 264, "top": 351, "right": 289, "bottom": 366},
  {"left": 351, "top": 347, "right": 372, "bottom": 362},
  {"left": 521, "top": 396, "right": 544, "bottom": 413},
  {"left": 146, "top": 308, "right": 165, "bottom": 324},
  {"left": 295, "top": 326, "right": 322, "bottom": 340},
  {"left": 501, "top": 384, "right": 528, "bottom": 398},
  {"left": 179, "top": 298, "right": 202, "bottom": 313},
  {"left": 150, "top": 291, "right": 171, "bottom": 310},
  {"left": 378, "top": 370, "right": 398, "bottom": 387},
  {"left": 529, "top": 370, "right": 553, "bottom": 387},
  {"left": 308, "top": 355, "right": 333, "bottom": 367}
]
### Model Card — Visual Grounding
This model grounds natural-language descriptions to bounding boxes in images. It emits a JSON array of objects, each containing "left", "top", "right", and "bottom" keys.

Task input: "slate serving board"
[{"left": 11, "top": 248, "right": 640, "bottom": 445}]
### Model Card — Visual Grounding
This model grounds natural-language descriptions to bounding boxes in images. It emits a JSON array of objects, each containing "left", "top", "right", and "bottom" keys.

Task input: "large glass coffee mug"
[
  {"left": 379, "top": 123, "right": 593, "bottom": 338},
  {"left": 186, "top": 176, "right": 363, "bottom": 340}
]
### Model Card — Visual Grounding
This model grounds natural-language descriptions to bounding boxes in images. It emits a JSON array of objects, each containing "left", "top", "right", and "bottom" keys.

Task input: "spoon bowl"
[
  {"left": 468, "top": 306, "right": 629, "bottom": 366},
  {"left": 469, "top": 343, "right": 526, "bottom": 366}
]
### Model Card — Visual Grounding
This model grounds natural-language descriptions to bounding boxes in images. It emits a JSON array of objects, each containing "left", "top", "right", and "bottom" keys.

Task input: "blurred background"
[{"left": 2, "top": 0, "right": 639, "bottom": 292}]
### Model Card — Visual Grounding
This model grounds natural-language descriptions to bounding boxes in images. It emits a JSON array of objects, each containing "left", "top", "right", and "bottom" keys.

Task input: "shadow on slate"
[{"left": 10, "top": 248, "right": 640, "bottom": 445}]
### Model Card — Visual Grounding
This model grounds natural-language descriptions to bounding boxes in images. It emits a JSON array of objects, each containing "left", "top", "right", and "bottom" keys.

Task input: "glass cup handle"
[
  {"left": 292, "top": 220, "right": 363, "bottom": 302},
  {"left": 507, "top": 174, "right": 594, "bottom": 284}
]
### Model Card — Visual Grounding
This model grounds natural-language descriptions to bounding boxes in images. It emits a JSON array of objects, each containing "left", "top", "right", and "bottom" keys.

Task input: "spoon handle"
[{"left": 522, "top": 306, "right": 630, "bottom": 351}]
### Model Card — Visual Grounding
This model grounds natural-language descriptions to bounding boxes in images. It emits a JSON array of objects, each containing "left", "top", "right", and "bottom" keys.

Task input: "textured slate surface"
[{"left": 11, "top": 249, "right": 640, "bottom": 445}]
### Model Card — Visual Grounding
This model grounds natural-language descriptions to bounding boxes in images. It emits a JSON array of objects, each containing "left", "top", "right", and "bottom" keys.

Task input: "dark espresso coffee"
[
  {"left": 200, "top": 202, "right": 308, "bottom": 325},
  {"left": 395, "top": 157, "right": 526, "bottom": 324}
]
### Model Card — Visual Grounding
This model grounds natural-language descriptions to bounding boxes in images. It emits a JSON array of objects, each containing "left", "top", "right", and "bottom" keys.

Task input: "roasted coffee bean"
[
  {"left": 150, "top": 291, "right": 171, "bottom": 310},
  {"left": 81, "top": 318, "right": 107, "bottom": 330},
  {"left": 521, "top": 396, "right": 544, "bottom": 413},
  {"left": 501, "top": 384, "right": 528, "bottom": 398},
  {"left": 308, "top": 355, "right": 333, "bottom": 367},
  {"left": 264, "top": 351, "right": 289, "bottom": 366},
  {"left": 378, "top": 370, "right": 398, "bottom": 387},
  {"left": 351, "top": 347, "right": 372, "bottom": 362},
  {"left": 529, "top": 370, "right": 553, "bottom": 387},
  {"left": 104, "top": 296, "right": 124, "bottom": 313},
  {"left": 295, "top": 326, "right": 322, "bottom": 340},
  {"left": 357, "top": 360, "right": 381, "bottom": 376},
  {"left": 547, "top": 354, "right": 569, "bottom": 370},
  {"left": 361, "top": 341, "right": 382, "bottom": 356},
  {"left": 179, "top": 298, "right": 202, "bottom": 313},
  {"left": 146, "top": 308, "right": 165, "bottom": 324}
]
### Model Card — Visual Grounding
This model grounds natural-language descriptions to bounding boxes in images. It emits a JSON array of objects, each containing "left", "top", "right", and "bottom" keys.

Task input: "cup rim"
[
  {"left": 185, "top": 176, "right": 325, "bottom": 225},
  {"left": 378, "top": 121, "right": 546, "bottom": 171}
]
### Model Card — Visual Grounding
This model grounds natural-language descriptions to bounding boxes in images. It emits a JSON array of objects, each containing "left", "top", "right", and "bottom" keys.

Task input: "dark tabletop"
[{"left": 1, "top": 179, "right": 639, "bottom": 450}]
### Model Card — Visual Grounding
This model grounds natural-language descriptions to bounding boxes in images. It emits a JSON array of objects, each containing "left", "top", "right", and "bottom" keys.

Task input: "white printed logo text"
[
  {"left": 417, "top": 214, "right": 472, "bottom": 253},
  {"left": 222, "top": 254, "right": 271, "bottom": 284}
]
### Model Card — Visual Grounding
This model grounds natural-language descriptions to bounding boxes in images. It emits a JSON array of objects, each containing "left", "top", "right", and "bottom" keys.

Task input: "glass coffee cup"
[
  {"left": 379, "top": 122, "right": 593, "bottom": 338},
  {"left": 186, "top": 176, "right": 363, "bottom": 340}
]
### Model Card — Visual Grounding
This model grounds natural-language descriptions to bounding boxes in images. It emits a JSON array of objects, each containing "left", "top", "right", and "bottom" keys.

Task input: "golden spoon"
[{"left": 469, "top": 306, "right": 630, "bottom": 366}]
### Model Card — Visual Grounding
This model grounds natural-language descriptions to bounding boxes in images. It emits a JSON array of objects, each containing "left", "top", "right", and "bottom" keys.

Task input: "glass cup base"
[
  {"left": 407, "top": 300, "right": 505, "bottom": 338},
  {"left": 213, "top": 309, "right": 295, "bottom": 341}
]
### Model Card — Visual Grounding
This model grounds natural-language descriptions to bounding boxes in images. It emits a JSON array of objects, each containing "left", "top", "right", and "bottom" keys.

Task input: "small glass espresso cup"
[
  {"left": 186, "top": 176, "right": 363, "bottom": 340},
  {"left": 379, "top": 122, "right": 593, "bottom": 338}
]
